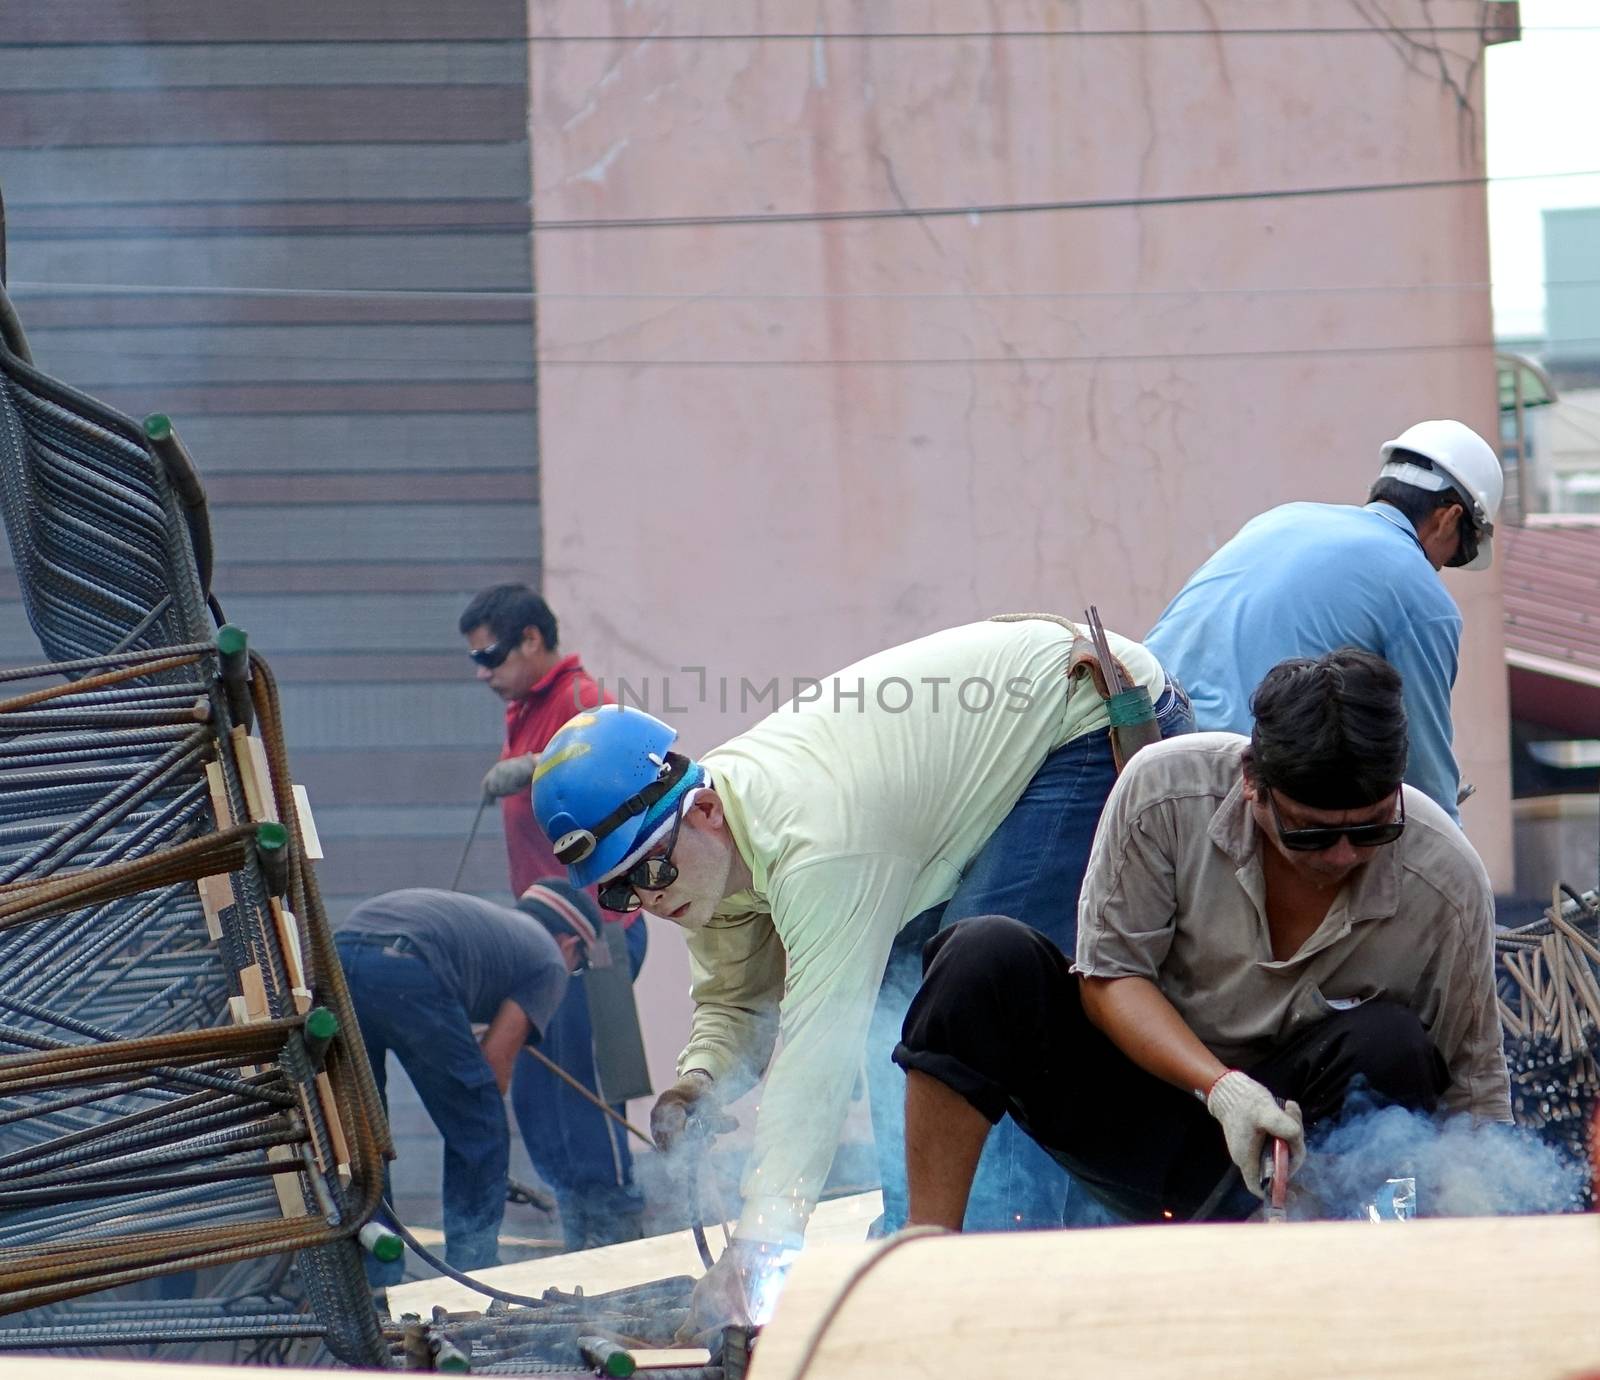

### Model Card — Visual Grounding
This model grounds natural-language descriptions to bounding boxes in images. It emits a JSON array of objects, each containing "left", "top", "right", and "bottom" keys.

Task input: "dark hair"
[
  {"left": 1246, "top": 648, "right": 1407, "bottom": 809},
  {"left": 459, "top": 584, "right": 558, "bottom": 651},
  {"left": 1367, "top": 448, "right": 1465, "bottom": 530}
]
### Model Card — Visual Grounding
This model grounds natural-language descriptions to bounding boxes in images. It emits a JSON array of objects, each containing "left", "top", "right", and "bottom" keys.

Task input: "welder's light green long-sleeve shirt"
[{"left": 678, "top": 617, "right": 1165, "bottom": 1246}]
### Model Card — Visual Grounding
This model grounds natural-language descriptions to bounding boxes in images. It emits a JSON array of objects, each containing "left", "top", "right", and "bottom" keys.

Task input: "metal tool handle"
[{"left": 1269, "top": 1137, "right": 1289, "bottom": 1214}]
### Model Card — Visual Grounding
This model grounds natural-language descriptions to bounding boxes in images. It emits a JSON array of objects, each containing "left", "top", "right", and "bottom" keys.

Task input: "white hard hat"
[{"left": 1377, "top": 419, "right": 1503, "bottom": 571}]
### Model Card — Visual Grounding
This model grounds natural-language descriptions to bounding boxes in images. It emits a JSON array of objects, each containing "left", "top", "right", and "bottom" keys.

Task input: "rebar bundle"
[
  {"left": 1495, "top": 884, "right": 1600, "bottom": 1206},
  {"left": 389, "top": 1278, "right": 732, "bottom": 1377},
  {"left": 0, "top": 201, "right": 392, "bottom": 1364}
]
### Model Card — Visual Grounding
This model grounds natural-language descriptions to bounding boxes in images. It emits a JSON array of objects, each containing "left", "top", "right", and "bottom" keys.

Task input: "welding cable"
[
  {"left": 518, "top": 1042, "right": 726, "bottom": 1270},
  {"left": 450, "top": 796, "right": 490, "bottom": 892},
  {"left": 376, "top": 1200, "right": 559, "bottom": 1308}
]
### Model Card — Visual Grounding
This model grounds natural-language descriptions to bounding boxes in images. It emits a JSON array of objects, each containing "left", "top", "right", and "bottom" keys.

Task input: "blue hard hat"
[{"left": 533, "top": 705, "right": 682, "bottom": 887}]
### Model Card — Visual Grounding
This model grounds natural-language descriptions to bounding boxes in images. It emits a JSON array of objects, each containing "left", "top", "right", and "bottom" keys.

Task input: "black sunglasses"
[
  {"left": 1266, "top": 788, "right": 1406, "bottom": 852},
  {"left": 597, "top": 807, "right": 684, "bottom": 914},
  {"left": 468, "top": 638, "right": 515, "bottom": 670}
]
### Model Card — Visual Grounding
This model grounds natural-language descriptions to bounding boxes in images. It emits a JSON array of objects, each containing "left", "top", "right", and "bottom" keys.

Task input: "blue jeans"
[
  {"left": 337, "top": 935, "right": 509, "bottom": 1286},
  {"left": 510, "top": 920, "right": 649, "bottom": 1250},
  {"left": 869, "top": 678, "right": 1194, "bottom": 1233}
]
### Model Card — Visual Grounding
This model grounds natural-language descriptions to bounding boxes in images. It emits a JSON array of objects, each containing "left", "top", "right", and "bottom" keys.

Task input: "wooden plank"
[
  {"left": 0, "top": 87, "right": 527, "bottom": 147},
  {"left": 752, "top": 1216, "right": 1600, "bottom": 1380},
  {"left": 315, "top": 1071, "right": 352, "bottom": 1183},
  {"left": 0, "top": 1, "right": 528, "bottom": 43},
  {"left": 292, "top": 787, "right": 324, "bottom": 861},
  {"left": 199, "top": 762, "right": 238, "bottom": 939}
]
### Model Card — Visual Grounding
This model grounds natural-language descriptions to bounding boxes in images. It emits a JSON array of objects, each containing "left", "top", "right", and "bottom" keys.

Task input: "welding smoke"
[{"left": 1295, "top": 1091, "right": 1584, "bottom": 1218}]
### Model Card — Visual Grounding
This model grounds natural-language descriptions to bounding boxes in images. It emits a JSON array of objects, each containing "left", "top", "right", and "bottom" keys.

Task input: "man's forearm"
[{"left": 1080, "top": 974, "right": 1227, "bottom": 1095}]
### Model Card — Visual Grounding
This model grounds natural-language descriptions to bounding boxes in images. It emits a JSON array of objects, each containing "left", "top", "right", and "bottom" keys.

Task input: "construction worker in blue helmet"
[
  {"left": 1146, "top": 418, "right": 1504, "bottom": 824},
  {"left": 533, "top": 615, "right": 1196, "bottom": 1338}
]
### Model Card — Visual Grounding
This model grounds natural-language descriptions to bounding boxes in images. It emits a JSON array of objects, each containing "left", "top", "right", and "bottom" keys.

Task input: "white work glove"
[
  {"left": 651, "top": 1069, "right": 716, "bottom": 1152},
  {"left": 1204, "top": 1070, "right": 1305, "bottom": 1198},
  {"left": 481, "top": 752, "right": 537, "bottom": 800}
]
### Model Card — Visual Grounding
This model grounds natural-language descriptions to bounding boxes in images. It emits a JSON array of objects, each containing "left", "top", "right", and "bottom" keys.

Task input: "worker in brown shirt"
[{"left": 897, "top": 648, "right": 1511, "bottom": 1228}]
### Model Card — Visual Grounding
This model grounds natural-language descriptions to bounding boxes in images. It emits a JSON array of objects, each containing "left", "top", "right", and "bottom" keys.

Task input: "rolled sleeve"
[
  {"left": 677, "top": 913, "right": 785, "bottom": 1097},
  {"left": 735, "top": 855, "right": 919, "bottom": 1247},
  {"left": 1073, "top": 761, "right": 1180, "bottom": 981}
]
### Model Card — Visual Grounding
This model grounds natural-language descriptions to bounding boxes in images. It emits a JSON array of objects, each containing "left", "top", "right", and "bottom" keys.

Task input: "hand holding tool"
[
  {"left": 651, "top": 1069, "right": 719, "bottom": 1151},
  {"left": 1205, "top": 1071, "right": 1304, "bottom": 1198},
  {"left": 1260, "top": 1136, "right": 1291, "bottom": 1224}
]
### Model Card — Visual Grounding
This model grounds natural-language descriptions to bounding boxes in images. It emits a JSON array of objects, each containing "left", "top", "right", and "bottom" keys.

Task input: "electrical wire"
[{"left": 5, "top": 169, "right": 1599, "bottom": 243}]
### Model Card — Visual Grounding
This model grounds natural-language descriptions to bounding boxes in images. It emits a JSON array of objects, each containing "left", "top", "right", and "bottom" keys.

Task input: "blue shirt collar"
[{"left": 1364, "top": 500, "right": 1425, "bottom": 553}]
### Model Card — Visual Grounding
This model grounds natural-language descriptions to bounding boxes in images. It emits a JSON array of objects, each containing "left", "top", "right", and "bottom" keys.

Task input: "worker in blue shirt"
[
  {"left": 336, "top": 888, "right": 579, "bottom": 1286},
  {"left": 1144, "top": 419, "right": 1503, "bottom": 822}
]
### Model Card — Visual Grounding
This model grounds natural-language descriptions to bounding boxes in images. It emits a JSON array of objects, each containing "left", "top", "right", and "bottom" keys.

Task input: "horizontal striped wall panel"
[
  {"left": 273, "top": 681, "right": 508, "bottom": 749},
  {"left": 12, "top": 232, "right": 533, "bottom": 292},
  {"left": 0, "top": 144, "right": 531, "bottom": 205},
  {"left": 198, "top": 472, "right": 537, "bottom": 505},
  {"left": 204, "top": 504, "right": 536, "bottom": 562},
  {"left": 0, "top": 42, "right": 529, "bottom": 89},
  {"left": 136, "top": 415, "right": 539, "bottom": 472},
  {"left": 72, "top": 381, "right": 537, "bottom": 418},
  {"left": 311, "top": 840, "right": 517, "bottom": 907},
  {"left": 292, "top": 747, "right": 512, "bottom": 806},
  {"left": 0, "top": 2, "right": 527, "bottom": 45},
  {"left": 0, "top": 86, "right": 528, "bottom": 149},
  {"left": 13, "top": 201, "right": 533, "bottom": 235},
  {"left": 180, "top": 592, "right": 497, "bottom": 655},
  {"left": 10, "top": 292, "right": 536, "bottom": 331},
  {"left": 26, "top": 323, "right": 538, "bottom": 388}
]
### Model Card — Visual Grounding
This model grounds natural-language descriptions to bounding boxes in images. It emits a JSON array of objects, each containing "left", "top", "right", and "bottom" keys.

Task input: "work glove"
[
  {"left": 651, "top": 1069, "right": 716, "bottom": 1152},
  {"left": 481, "top": 752, "right": 537, "bottom": 800},
  {"left": 677, "top": 1238, "right": 793, "bottom": 1346},
  {"left": 1204, "top": 1070, "right": 1305, "bottom": 1198}
]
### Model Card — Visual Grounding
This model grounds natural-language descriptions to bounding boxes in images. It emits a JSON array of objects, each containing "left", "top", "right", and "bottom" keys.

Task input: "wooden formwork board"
[{"left": 750, "top": 1215, "right": 1600, "bottom": 1380}]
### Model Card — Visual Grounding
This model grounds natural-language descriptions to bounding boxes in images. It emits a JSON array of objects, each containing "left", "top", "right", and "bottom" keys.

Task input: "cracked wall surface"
[{"left": 525, "top": 0, "right": 1513, "bottom": 1088}]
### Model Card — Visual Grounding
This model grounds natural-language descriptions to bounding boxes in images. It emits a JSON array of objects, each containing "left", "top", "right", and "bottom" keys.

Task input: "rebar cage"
[{"left": 0, "top": 194, "right": 392, "bottom": 1366}]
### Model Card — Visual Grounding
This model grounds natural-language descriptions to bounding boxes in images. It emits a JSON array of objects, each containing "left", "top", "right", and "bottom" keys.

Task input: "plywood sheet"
[{"left": 751, "top": 1215, "right": 1600, "bottom": 1380}]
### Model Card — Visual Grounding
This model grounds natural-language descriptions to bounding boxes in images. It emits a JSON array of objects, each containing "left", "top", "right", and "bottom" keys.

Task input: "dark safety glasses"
[
  {"left": 468, "top": 638, "right": 514, "bottom": 670},
  {"left": 597, "top": 807, "right": 684, "bottom": 914},
  {"left": 1266, "top": 788, "right": 1406, "bottom": 852}
]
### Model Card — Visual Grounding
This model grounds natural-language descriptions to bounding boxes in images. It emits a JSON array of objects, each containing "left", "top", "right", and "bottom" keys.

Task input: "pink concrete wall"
[{"left": 526, "top": 0, "right": 1513, "bottom": 1100}]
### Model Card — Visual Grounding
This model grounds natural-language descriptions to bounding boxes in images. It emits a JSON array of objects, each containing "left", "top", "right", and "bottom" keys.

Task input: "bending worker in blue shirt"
[{"left": 1144, "top": 418, "right": 1502, "bottom": 823}]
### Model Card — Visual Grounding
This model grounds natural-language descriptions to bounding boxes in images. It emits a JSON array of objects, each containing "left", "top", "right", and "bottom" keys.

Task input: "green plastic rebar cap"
[
  {"left": 143, "top": 413, "right": 173, "bottom": 441},
  {"left": 435, "top": 1350, "right": 470, "bottom": 1374},
  {"left": 305, "top": 1006, "right": 339, "bottom": 1042},
  {"left": 358, "top": 1221, "right": 404, "bottom": 1264},
  {"left": 255, "top": 821, "right": 289, "bottom": 852},
  {"left": 216, "top": 624, "right": 248, "bottom": 656}
]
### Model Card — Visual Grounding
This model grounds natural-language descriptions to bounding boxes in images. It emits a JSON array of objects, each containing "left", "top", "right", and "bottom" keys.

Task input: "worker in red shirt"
[{"left": 461, "top": 584, "right": 649, "bottom": 1247}]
